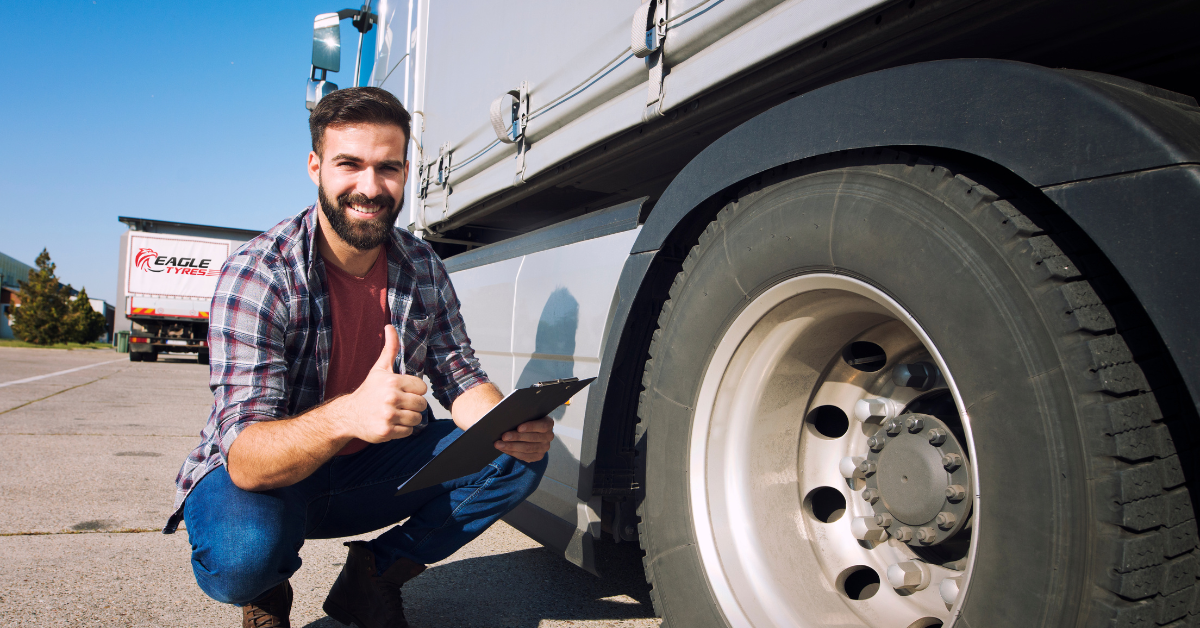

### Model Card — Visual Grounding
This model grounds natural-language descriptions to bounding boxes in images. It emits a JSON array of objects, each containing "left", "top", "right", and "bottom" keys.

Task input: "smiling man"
[{"left": 163, "top": 87, "right": 553, "bottom": 628}]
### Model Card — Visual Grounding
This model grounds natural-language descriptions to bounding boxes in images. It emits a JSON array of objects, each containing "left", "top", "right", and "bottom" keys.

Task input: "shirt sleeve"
[
  {"left": 422, "top": 256, "right": 490, "bottom": 410},
  {"left": 206, "top": 252, "right": 293, "bottom": 461}
]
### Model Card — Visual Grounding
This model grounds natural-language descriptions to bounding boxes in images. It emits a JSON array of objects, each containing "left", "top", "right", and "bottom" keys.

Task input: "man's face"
[{"left": 307, "top": 123, "right": 410, "bottom": 251}]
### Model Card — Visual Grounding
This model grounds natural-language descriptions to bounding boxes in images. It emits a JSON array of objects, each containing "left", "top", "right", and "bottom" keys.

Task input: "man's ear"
[{"left": 307, "top": 151, "right": 321, "bottom": 186}]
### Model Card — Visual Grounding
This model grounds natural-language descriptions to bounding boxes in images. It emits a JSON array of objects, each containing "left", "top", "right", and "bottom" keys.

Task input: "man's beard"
[{"left": 318, "top": 183, "right": 403, "bottom": 251}]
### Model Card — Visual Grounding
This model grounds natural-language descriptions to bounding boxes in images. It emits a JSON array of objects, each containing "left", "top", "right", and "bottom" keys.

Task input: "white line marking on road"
[{"left": 0, "top": 359, "right": 125, "bottom": 389}]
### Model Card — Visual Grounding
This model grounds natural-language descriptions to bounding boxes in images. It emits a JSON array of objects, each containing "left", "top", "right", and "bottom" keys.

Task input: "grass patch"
[{"left": 0, "top": 339, "right": 113, "bottom": 350}]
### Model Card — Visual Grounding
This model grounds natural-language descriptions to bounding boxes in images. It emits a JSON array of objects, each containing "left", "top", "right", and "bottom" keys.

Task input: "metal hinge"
[
  {"left": 435, "top": 142, "right": 452, "bottom": 219},
  {"left": 489, "top": 81, "right": 531, "bottom": 186},
  {"left": 632, "top": 0, "right": 668, "bottom": 121}
]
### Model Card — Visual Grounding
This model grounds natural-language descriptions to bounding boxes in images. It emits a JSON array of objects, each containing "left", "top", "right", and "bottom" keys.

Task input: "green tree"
[
  {"left": 66, "top": 287, "right": 108, "bottom": 343},
  {"left": 11, "top": 249, "right": 72, "bottom": 344}
]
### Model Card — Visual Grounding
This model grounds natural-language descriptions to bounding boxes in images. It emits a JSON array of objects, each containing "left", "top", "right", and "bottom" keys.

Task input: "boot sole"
[{"left": 322, "top": 599, "right": 365, "bottom": 628}]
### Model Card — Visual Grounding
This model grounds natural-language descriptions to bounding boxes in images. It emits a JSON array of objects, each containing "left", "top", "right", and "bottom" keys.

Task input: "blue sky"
[{"left": 1, "top": 1, "right": 374, "bottom": 304}]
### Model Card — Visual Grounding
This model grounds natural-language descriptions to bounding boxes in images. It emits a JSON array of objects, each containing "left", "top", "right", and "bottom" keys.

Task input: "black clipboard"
[{"left": 395, "top": 377, "right": 595, "bottom": 495}]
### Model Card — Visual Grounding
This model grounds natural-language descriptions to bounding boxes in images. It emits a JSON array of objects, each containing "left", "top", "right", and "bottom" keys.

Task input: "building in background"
[
  {"left": 0, "top": 251, "right": 34, "bottom": 340},
  {"left": 88, "top": 298, "right": 116, "bottom": 343},
  {"left": 1, "top": 250, "right": 115, "bottom": 342}
]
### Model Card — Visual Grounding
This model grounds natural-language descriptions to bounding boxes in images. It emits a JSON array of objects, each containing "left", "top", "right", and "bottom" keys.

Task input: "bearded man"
[{"left": 164, "top": 87, "right": 553, "bottom": 628}]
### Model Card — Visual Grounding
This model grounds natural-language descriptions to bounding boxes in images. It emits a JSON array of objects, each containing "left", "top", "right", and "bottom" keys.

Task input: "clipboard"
[{"left": 395, "top": 377, "right": 595, "bottom": 495}]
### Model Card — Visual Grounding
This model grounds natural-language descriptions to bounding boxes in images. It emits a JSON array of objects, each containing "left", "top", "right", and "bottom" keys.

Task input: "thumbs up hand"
[{"left": 343, "top": 325, "right": 429, "bottom": 442}]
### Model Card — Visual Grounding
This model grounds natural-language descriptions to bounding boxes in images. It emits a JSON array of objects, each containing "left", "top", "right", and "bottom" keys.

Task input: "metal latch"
[
  {"left": 490, "top": 81, "right": 531, "bottom": 186},
  {"left": 631, "top": 0, "right": 668, "bottom": 120},
  {"left": 533, "top": 377, "right": 580, "bottom": 388}
]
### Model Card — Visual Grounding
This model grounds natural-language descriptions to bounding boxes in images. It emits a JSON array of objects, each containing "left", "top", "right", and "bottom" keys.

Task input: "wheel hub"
[
  {"left": 865, "top": 412, "right": 973, "bottom": 546},
  {"left": 689, "top": 274, "right": 978, "bottom": 627}
]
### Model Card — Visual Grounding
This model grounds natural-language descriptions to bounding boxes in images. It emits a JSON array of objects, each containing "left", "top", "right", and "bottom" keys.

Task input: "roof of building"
[{"left": 0, "top": 251, "right": 34, "bottom": 289}]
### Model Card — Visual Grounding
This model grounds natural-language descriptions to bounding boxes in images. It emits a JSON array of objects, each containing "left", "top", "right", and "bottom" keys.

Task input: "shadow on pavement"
[{"left": 300, "top": 541, "right": 657, "bottom": 628}]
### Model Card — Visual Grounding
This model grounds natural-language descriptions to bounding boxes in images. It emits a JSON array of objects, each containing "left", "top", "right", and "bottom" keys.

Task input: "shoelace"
[{"left": 245, "top": 606, "right": 285, "bottom": 628}]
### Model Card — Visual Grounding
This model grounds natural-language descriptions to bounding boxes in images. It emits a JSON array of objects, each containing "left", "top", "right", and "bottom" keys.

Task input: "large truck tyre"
[{"left": 635, "top": 150, "right": 1197, "bottom": 627}]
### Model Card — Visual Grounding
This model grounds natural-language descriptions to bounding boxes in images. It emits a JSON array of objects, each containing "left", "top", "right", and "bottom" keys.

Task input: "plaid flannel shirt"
[{"left": 164, "top": 205, "right": 489, "bottom": 533}]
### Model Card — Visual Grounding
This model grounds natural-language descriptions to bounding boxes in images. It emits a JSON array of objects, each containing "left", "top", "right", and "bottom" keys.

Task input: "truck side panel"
[
  {"left": 385, "top": 0, "right": 890, "bottom": 231},
  {"left": 443, "top": 257, "right": 523, "bottom": 395},
  {"left": 432, "top": 204, "right": 641, "bottom": 566}
]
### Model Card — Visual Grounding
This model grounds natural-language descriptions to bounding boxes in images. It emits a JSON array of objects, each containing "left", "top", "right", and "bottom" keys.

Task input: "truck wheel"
[
  {"left": 197, "top": 351, "right": 209, "bottom": 366},
  {"left": 635, "top": 151, "right": 1196, "bottom": 627},
  {"left": 143, "top": 351, "right": 158, "bottom": 363},
  {"left": 129, "top": 352, "right": 142, "bottom": 362}
]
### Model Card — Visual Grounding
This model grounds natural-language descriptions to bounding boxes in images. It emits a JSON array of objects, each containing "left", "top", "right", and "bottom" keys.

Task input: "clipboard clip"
[{"left": 533, "top": 377, "right": 579, "bottom": 388}]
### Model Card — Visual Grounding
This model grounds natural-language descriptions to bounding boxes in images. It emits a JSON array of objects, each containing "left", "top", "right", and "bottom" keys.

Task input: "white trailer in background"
[
  {"left": 307, "top": 2, "right": 1200, "bottom": 626},
  {"left": 116, "top": 217, "right": 259, "bottom": 363}
]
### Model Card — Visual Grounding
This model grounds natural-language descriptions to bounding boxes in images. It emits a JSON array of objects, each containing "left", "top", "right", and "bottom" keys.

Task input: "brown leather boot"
[
  {"left": 323, "top": 541, "right": 426, "bottom": 628},
  {"left": 242, "top": 580, "right": 292, "bottom": 628}
]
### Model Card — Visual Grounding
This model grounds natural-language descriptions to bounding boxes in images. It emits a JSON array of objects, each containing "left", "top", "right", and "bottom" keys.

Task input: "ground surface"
[{"left": 0, "top": 346, "right": 659, "bottom": 627}]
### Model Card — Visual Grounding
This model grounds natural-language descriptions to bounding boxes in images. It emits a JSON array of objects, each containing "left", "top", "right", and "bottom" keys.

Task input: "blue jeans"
[{"left": 182, "top": 419, "right": 546, "bottom": 605}]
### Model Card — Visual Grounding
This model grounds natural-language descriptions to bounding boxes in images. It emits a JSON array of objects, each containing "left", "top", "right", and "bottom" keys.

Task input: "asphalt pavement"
[{"left": 0, "top": 346, "right": 659, "bottom": 627}]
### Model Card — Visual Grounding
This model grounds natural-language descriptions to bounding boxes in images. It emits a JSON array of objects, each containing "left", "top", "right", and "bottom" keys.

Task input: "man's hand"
[
  {"left": 342, "top": 325, "right": 428, "bottom": 442},
  {"left": 495, "top": 416, "right": 554, "bottom": 463}
]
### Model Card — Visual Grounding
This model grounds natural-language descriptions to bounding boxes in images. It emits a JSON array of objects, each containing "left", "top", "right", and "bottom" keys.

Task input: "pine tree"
[
  {"left": 66, "top": 287, "right": 107, "bottom": 344},
  {"left": 11, "top": 249, "right": 72, "bottom": 345}
]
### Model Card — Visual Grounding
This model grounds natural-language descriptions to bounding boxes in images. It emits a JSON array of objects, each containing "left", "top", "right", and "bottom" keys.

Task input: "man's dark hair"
[{"left": 308, "top": 87, "right": 411, "bottom": 158}]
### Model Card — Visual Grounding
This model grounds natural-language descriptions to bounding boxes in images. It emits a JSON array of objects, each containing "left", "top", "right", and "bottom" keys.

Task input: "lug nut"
[
  {"left": 942, "top": 453, "right": 963, "bottom": 471},
  {"left": 904, "top": 416, "right": 924, "bottom": 433},
  {"left": 868, "top": 434, "right": 887, "bottom": 451},
  {"left": 858, "top": 460, "right": 877, "bottom": 476},
  {"left": 935, "top": 511, "right": 957, "bottom": 530},
  {"left": 851, "top": 516, "right": 889, "bottom": 543},
  {"left": 893, "top": 362, "right": 941, "bottom": 390},
  {"left": 945, "top": 484, "right": 967, "bottom": 502},
  {"left": 862, "top": 488, "right": 881, "bottom": 504},
  {"left": 928, "top": 428, "right": 948, "bottom": 446},
  {"left": 916, "top": 526, "right": 938, "bottom": 544},
  {"left": 893, "top": 526, "right": 913, "bottom": 542},
  {"left": 874, "top": 512, "right": 894, "bottom": 527},
  {"left": 853, "top": 398, "right": 900, "bottom": 423},
  {"left": 840, "top": 456, "right": 865, "bottom": 480},
  {"left": 940, "top": 577, "right": 962, "bottom": 605},
  {"left": 886, "top": 560, "right": 931, "bottom": 592},
  {"left": 884, "top": 418, "right": 904, "bottom": 435}
]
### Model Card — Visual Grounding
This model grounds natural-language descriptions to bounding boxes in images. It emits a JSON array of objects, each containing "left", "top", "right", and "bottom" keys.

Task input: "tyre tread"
[{"left": 632, "top": 149, "right": 1194, "bottom": 625}]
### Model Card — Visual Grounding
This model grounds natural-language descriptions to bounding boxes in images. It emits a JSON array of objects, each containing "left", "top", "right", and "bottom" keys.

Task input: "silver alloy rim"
[{"left": 688, "top": 273, "right": 979, "bottom": 628}]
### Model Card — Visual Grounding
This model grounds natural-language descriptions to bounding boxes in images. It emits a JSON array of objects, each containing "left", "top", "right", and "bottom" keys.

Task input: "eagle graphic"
[{"left": 135, "top": 248, "right": 162, "bottom": 273}]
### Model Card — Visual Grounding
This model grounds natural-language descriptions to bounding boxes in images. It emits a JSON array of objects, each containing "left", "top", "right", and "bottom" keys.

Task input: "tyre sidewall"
[{"left": 641, "top": 162, "right": 1089, "bottom": 627}]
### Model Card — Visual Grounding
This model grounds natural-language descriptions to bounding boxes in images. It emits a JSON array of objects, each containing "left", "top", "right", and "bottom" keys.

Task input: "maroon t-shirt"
[{"left": 323, "top": 249, "right": 390, "bottom": 456}]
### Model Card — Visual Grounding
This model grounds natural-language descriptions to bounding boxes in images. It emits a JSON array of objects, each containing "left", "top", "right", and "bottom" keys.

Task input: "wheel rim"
[{"left": 689, "top": 273, "right": 979, "bottom": 628}]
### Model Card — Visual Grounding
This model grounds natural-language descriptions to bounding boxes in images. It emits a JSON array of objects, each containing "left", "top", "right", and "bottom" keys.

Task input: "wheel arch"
[
  {"left": 579, "top": 58, "right": 1200, "bottom": 553},
  {"left": 627, "top": 58, "right": 1200, "bottom": 417}
]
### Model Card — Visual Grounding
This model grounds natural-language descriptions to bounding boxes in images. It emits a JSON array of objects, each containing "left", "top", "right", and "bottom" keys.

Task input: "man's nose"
[{"left": 356, "top": 168, "right": 384, "bottom": 198}]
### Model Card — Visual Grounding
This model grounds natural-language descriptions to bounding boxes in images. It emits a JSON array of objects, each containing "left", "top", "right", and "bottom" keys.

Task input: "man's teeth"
[{"left": 350, "top": 204, "right": 379, "bottom": 214}]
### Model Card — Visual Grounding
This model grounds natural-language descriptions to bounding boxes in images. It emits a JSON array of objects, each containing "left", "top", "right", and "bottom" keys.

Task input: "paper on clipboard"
[{"left": 395, "top": 377, "right": 595, "bottom": 495}]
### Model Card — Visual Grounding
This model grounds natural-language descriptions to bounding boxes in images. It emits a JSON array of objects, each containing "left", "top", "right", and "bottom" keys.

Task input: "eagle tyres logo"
[{"left": 134, "top": 247, "right": 220, "bottom": 276}]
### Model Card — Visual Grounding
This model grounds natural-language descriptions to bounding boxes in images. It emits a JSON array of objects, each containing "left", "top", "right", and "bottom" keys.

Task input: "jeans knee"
[
  {"left": 191, "top": 532, "right": 301, "bottom": 605},
  {"left": 494, "top": 453, "right": 548, "bottom": 502}
]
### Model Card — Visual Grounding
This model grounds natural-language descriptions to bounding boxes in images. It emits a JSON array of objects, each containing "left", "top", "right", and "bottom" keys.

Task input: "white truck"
[
  {"left": 306, "top": 2, "right": 1200, "bottom": 626},
  {"left": 116, "top": 217, "right": 259, "bottom": 363}
]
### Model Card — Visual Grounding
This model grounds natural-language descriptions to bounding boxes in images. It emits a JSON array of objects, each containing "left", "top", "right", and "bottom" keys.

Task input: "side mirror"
[
  {"left": 307, "top": 71, "right": 339, "bottom": 111},
  {"left": 312, "top": 12, "right": 341, "bottom": 72}
]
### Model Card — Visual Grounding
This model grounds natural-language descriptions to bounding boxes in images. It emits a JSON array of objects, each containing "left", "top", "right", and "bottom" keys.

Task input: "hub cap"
[{"left": 688, "top": 274, "right": 978, "bottom": 628}]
